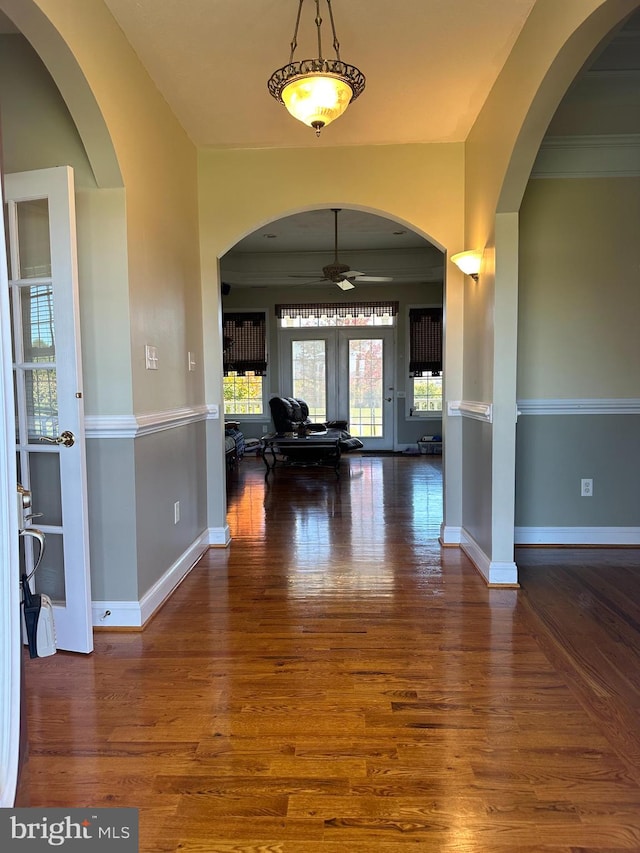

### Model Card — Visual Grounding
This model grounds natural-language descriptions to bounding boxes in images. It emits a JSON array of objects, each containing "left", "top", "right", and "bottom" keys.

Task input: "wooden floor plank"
[{"left": 16, "top": 456, "right": 640, "bottom": 852}]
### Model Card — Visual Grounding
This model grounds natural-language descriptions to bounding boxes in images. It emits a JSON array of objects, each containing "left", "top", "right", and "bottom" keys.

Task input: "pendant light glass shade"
[
  {"left": 268, "top": 1, "right": 365, "bottom": 136},
  {"left": 281, "top": 74, "right": 353, "bottom": 131}
]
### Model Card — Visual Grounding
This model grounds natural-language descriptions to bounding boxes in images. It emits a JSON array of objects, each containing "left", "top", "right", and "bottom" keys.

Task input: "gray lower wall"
[
  {"left": 86, "top": 438, "right": 138, "bottom": 601},
  {"left": 462, "top": 419, "right": 492, "bottom": 552},
  {"left": 87, "top": 420, "right": 209, "bottom": 602},
  {"left": 515, "top": 414, "right": 640, "bottom": 527},
  {"left": 135, "top": 421, "right": 208, "bottom": 598}
]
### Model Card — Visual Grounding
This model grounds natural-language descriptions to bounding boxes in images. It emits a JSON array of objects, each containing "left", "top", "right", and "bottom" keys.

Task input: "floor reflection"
[{"left": 227, "top": 454, "right": 443, "bottom": 597}]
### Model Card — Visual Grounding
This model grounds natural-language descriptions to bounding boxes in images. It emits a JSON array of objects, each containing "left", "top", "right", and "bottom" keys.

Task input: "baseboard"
[
  {"left": 515, "top": 526, "right": 640, "bottom": 546},
  {"left": 460, "top": 528, "right": 519, "bottom": 585},
  {"left": 92, "top": 531, "right": 209, "bottom": 628},
  {"left": 208, "top": 524, "right": 231, "bottom": 547},
  {"left": 439, "top": 524, "right": 462, "bottom": 545}
]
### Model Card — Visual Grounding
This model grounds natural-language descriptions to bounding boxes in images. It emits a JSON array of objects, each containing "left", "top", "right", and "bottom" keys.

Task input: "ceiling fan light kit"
[
  {"left": 268, "top": 0, "right": 365, "bottom": 136},
  {"left": 288, "top": 209, "right": 395, "bottom": 289}
]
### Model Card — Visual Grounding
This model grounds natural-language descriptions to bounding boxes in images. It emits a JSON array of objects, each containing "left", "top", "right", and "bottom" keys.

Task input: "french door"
[
  {"left": 6, "top": 166, "right": 93, "bottom": 654},
  {"left": 280, "top": 328, "right": 395, "bottom": 450}
]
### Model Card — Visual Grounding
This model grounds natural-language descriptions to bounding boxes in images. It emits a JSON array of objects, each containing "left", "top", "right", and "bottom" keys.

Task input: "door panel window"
[
  {"left": 21, "top": 284, "right": 55, "bottom": 362},
  {"left": 348, "top": 338, "right": 384, "bottom": 438},
  {"left": 22, "top": 368, "right": 58, "bottom": 440},
  {"left": 28, "top": 451, "right": 62, "bottom": 526},
  {"left": 16, "top": 198, "right": 51, "bottom": 277},
  {"left": 33, "top": 532, "right": 66, "bottom": 603},
  {"left": 292, "top": 339, "right": 326, "bottom": 422}
]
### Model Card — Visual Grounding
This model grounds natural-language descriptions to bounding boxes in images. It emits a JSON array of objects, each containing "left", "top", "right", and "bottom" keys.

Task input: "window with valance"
[
  {"left": 222, "top": 312, "right": 267, "bottom": 376},
  {"left": 409, "top": 307, "right": 442, "bottom": 375},
  {"left": 275, "top": 301, "right": 399, "bottom": 327}
]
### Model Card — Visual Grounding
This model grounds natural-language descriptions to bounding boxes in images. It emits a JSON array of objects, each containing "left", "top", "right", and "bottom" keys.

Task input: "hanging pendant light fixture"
[{"left": 267, "top": 0, "right": 365, "bottom": 137}]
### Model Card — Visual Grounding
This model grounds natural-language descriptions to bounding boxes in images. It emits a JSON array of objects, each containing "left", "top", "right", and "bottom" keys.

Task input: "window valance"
[
  {"left": 222, "top": 312, "right": 267, "bottom": 376},
  {"left": 409, "top": 307, "right": 442, "bottom": 375},
  {"left": 275, "top": 301, "right": 399, "bottom": 320}
]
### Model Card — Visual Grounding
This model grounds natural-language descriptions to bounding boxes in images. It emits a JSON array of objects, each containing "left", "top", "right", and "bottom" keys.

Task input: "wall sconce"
[{"left": 451, "top": 250, "right": 482, "bottom": 281}]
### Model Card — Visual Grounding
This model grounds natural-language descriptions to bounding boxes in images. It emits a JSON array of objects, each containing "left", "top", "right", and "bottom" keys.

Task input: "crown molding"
[{"left": 531, "top": 134, "right": 640, "bottom": 178}]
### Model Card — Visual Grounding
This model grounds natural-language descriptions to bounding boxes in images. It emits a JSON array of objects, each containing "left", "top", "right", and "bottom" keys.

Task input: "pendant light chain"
[
  {"left": 314, "top": 0, "right": 324, "bottom": 60},
  {"left": 289, "top": 0, "right": 303, "bottom": 63},
  {"left": 326, "top": 0, "right": 341, "bottom": 60}
]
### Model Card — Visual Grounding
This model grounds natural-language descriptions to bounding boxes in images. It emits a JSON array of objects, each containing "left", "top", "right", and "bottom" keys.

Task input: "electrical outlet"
[
  {"left": 174, "top": 501, "right": 180, "bottom": 524},
  {"left": 581, "top": 478, "right": 593, "bottom": 497}
]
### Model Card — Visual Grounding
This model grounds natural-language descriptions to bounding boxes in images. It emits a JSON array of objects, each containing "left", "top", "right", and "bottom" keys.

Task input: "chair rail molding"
[
  {"left": 517, "top": 398, "right": 640, "bottom": 416},
  {"left": 85, "top": 405, "right": 209, "bottom": 438},
  {"left": 448, "top": 400, "right": 493, "bottom": 423}
]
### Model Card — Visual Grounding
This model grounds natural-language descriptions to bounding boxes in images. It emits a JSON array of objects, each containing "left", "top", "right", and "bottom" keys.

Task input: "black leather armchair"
[{"left": 268, "top": 396, "right": 362, "bottom": 451}]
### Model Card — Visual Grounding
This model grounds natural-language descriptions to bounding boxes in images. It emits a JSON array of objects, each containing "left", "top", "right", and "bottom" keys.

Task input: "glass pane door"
[
  {"left": 281, "top": 328, "right": 394, "bottom": 450},
  {"left": 339, "top": 329, "right": 394, "bottom": 450},
  {"left": 6, "top": 167, "right": 92, "bottom": 653},
  {"left": 10, "top": 200, "right": 65, "bottom": 601}
]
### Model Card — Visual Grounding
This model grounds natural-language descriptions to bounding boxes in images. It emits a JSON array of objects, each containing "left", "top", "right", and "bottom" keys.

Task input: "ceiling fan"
[{"left": 291, "top": 208, "right": 393, "bottom": 290}]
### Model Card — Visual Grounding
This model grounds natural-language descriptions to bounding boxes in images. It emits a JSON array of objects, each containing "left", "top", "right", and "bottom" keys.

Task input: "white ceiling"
[
  {"left": 102, "top": 0, "right": 537, "bottom": 150},
  {"left": 4, "top": 1, "right": 635, "bottom": 288},
  {"left": 221, "top": 208, "right": 444, "bottom": 288}
]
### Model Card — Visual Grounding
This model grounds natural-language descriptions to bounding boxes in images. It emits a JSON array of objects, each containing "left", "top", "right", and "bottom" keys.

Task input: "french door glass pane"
[
  {"left": 349, "top": 338, "right": 383, "bottom": 437},
  {"left": 13, "top": 372, "right": 19, "bottom": 442},
  {"left": 292, "top": 339, "right": 326, "bottom": 422},
  {"left": 28, "top": 451, "right": 63, "bottom": 526},
  {"left": 33, "top": 532, "right": 66, "bottom": 603},
  {"left": 17, "top": 198, "right": 52, "bottom": 278},
  {"left": 24, "top": 367, "right": 58, "bottom": 440},
  {"left": 21, "top": 284, "right": 56, "bottom": 363},
  {"left": 3, "top": 201, "right": 10, "bottom": 275}
]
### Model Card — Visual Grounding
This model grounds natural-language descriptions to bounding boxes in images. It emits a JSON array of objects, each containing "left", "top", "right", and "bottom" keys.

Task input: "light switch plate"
[{"left": 145, "top": 344, "right": 158, "bottom": 370}]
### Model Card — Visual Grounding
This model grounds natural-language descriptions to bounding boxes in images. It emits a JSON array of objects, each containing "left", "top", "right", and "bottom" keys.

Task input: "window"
[
  {"left": 223, "top": 312, "right": 267, "bottom": 416},
  {"left": 223, "top": 371, "right": 264, "bottom": 416},
  {"left": 412, "top": 372, "right": 443, "bottom": 413},
  {"left": 408, "top": 307, "right": 443, "bottom": 415},
  {"left": 276, "top": 301, "right": 398, "bottom": 328}
]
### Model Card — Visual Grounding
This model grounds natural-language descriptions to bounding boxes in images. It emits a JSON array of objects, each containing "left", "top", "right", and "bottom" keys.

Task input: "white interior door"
[
  {"left": 6, "top": 166, "right": 93, "bottom": 654},
  {"left": 281, "top": 328, "right": 395, "bottom": 450}
]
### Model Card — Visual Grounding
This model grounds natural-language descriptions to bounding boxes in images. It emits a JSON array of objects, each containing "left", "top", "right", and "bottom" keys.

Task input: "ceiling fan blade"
[
  {"left": 335, "top": 279, "right": 356, "bottom": 291},
  {"left": 351, "top": 275, "right": 394, "bottom": 282}
]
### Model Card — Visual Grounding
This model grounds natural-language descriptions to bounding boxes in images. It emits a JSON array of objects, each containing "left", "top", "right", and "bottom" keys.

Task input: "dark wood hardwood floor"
[{"left": 17, "top": 454, "right": 640, "bottom": 852}]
